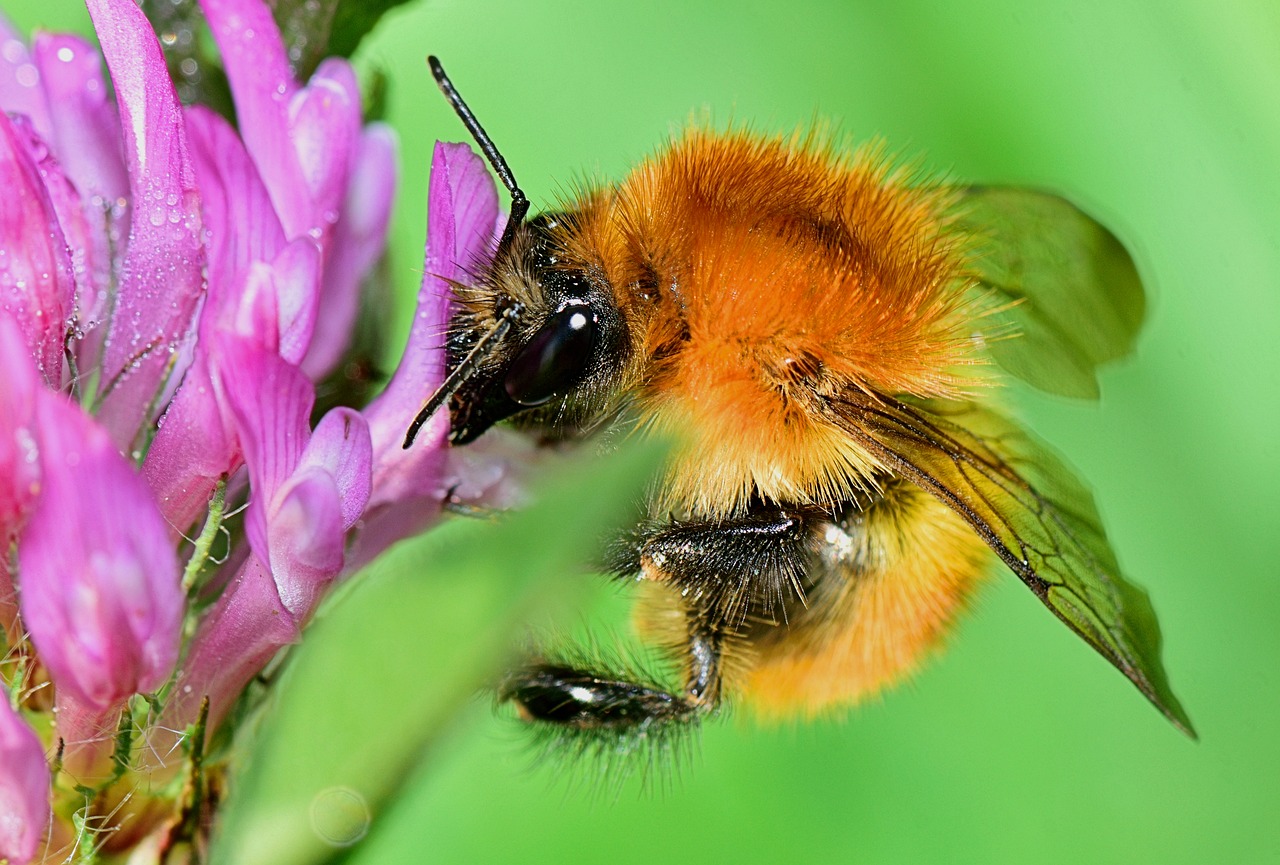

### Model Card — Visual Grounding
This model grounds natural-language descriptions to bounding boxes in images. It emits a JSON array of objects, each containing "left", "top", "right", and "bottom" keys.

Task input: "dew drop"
[
  {"left": 16, "top": 428, "right": 37, "bottom": 465},
  {"left": 1, "top": 39, "right": 23, "bottom": 64}
]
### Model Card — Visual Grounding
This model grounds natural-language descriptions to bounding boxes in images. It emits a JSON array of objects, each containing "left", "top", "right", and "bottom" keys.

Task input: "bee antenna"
[
  {"left": 403, "top": 302, "right": 525, "bottom": 449},
  {"left": 428, "top": 56, "right": 530, "bottom": 262}
]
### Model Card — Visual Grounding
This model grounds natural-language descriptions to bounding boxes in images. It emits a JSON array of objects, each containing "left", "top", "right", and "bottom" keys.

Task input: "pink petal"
[
  {"left": 346, "top": 142, "right": 500, "bottom": 572},
  {"left": 214, "top": 334, "right": 313, "bottom": 562},
  {"left": 86, "top": 0, "right": 206, "bottom": 449},
  {"left": 300, "top": 407, "right": 372, "bottom": 530},
  {"left": 197, "top": 0, "right": 301, "bottom": 229},
  {"left": 232, "top": 262, "right": 283, "bottom": 354},
  {"left": 0, "top": 312, "right": 40, "bottom": 642},
  {"left": 363, "top": 141, "right": 499, "bottom": 505},
  {"left": 142, "top": 353, "right": 239, "bottom": 534},
  {"left": 0, "top": 698, "right": 50, "bottom": 865},
  {"left": 274, "top": 239, "right": 322, "bottom": 364},
  {"left": 199, "top": 1, "right": 362, "bottom": 248},
  {"left": 184, "top": 105, "right": 285, "bottom": 321},
  {"left": 0, "top": 112, "right": 75, "bottom": 385},
  {"left": 0, "top": 312, "right": 40, "bottom": 532},
  {"left": 287, "top": 59, "right": 360, "bottom": 228},
  {"left": 0, "top": 15, "right": 50, "bottom": 137},
  {"left": 31, "top": 33, "right": 127, "bottom": 205},
  {"left": 18, "top": 391, "right": 183, "bottom": 709},
  {"left": 268, "top": 467, "right": 345, "bottom": 615},
  {"left": 165, "top": 554, "right": 300, "bottom": 736},
  {"left": 302, "top": 123, "right": 397, "bottom": 378}
]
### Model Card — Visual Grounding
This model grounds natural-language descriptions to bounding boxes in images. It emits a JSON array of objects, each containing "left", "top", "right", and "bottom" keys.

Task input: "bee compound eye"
[{"left": 503, "top": 305, "right": 598, "bottom": 406}]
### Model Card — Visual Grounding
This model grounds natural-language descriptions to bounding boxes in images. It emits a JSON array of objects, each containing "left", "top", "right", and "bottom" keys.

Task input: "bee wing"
[
  {"left": 834, "top": 393, "right": 1195, "bottom": 736},
  {"left": 955, "top": 187, "right": 1146, "bottom": 399}
]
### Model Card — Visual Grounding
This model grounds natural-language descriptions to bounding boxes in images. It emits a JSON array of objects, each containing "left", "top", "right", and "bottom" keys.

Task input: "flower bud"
[
  {"left": 18, "top": 393, "right": 183, "bottom": 710},
  {"left": 0, "top": 698, "right": 50, "bottom": 865}
]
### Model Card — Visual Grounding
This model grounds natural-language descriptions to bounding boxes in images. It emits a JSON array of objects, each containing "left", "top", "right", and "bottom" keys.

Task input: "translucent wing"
[
  {"left": 954, "top": 187, "right": 1146, "bottom": 399},
  {"left": 832, "top": 392, "right": 1195, "bottom": 736}
]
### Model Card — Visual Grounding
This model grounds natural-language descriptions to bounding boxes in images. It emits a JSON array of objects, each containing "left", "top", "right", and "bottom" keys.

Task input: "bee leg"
[
  {"left": 501, "top": 507, "right": 814, "bottom": 731},
  {"left": 499, "top": 612, "right": 724, "bottom": 730},
  {"left": 625, "top": 505, "right": 816, "bottom": 625},
  {"left": 684, "top": 610, "right": 727, "bottom": 708},
  {"left": 500, "top": 663, "right": 698, "bottom": 728}
]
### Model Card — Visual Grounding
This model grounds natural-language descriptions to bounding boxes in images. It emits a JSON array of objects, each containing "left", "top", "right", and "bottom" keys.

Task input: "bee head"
[{"left": 446, "top": 215, "right": 630, "bottom": 444}]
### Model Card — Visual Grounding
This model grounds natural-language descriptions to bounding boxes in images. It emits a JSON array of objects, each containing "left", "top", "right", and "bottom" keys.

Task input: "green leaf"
[
  {"left": 270, "top": 0, "right": 416, "bottom": 79},
  {"left": 140, "top": 0, "right": 236, "bottom": 116},
  {"left": 207, "top": 439, "right": 667, "bottom": 865},
  {"left": 955, "top": 187, "right": 1147, "bottom": 399}
]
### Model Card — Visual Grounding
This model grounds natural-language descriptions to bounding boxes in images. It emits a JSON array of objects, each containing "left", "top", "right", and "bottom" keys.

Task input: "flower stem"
[{"left": 182, "top": 478, "right": 227, "bottom": 595}]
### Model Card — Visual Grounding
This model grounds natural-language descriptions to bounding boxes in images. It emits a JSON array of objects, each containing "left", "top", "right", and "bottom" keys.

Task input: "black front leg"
[{"left": 501, "top": 504, "right": 817, "bottom": 732}]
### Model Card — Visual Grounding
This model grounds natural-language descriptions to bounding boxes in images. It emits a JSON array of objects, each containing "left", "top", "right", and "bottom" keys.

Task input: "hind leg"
[{"left": 501, "top": 503, "right": 817, "bottom": 732}]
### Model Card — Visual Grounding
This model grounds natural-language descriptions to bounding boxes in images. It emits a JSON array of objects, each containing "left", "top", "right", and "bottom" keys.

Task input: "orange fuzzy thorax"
[{"left": 564, "top": 129, "right": 986, "bottom": 516}]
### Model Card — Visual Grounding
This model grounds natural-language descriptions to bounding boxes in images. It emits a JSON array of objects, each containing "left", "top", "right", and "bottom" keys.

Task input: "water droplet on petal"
[{"left": 1, "top": 39, "right": 24, "bottom": 63}]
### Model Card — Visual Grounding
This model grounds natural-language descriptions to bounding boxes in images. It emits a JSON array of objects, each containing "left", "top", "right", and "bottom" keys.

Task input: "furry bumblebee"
[{"left": 406, "top": 58, "right": 1194, "bottom": 748}]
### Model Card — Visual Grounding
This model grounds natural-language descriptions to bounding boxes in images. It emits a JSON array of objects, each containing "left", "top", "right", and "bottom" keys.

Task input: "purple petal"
[
  {"left": 31, "top": 33, "right": 127, "bottom": 205},
  {"left": 231, "top": 262, "right": 283, "bottom": 354},
  {"left": 184, "top": 105, "right": 286, "bottom": 327},
  {"left": 0, "top": 15, "right": 50, "bottom": 137},
  {"left": 197, "top": 0, "right": 302, "bottom": 230},
  {"left": 300, "top": 407, "right": 372, "bottom": 530},
  {"left": 363, "top": 142, "right": 498, "bottom": 506},
  {"left": 301, "top": 123, "right": 397, "bottom": 378},
  {"left": 274, "top": 239, "right": 322, "bottom": 364},
  {"left": 0, "top": 697, "right": 50, "bottom": 865},
  {"left": 86, "top": 0, "right": 206, "bottom": 449},
  {"left": 0, "top": 312, "right": 40, "bottom": 532},
  {"left": 0, "top": 112, "right": 76, "bottom": 385},
  {"left": 142, "top": 353, "right": 239, "bottom": 534},
  {"left": 199, "top": 1, "right": 361, "bottom": 246},
  {"left": 215, "top": 334, "right": 313, "bottom": 563},
  {"left": 142, "top": 235, "right": 320, "bottom": 536},
  {"left": 164, "top": 554, "right": 300, "bottom": 736},
  {"left": 346, "top": 142, "right": 501, "bottom": 571},
  {"left": 18, "top": 391, "right": 183, "bottom": 709},
  {"left": 268, "top": 467, "right": 345, "bottom": 615},
  {"left": 287, "top": 58, "right": 360, "bottom": 232},
  {"left": 0, "top": 312, "right": 39, "bottom": 642},
  {"left": 27, "top": 34, "right": 125, "bottom": 379}
]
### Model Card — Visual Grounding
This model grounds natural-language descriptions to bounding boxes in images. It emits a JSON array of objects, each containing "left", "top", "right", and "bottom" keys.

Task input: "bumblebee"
[{"left": 406, "top": 58, "right": 1194, "bottom": 745}]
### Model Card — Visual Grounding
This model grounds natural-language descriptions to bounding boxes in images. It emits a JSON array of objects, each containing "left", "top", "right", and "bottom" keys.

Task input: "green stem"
[{"left": 182, "top": 478, "right": 228, "bottom": 594}]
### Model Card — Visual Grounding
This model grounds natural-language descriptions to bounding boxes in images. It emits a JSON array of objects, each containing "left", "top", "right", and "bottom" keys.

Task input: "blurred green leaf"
[
  {"left": 956, "top": 188, "right": 1146, "bottom": 399},
  {"left": 139, "top": 0, "right": 236, "bottom": 116},
  {"left": 139, "top": 0, "right": 408, "bottom": 114},
  {"left": 326, "top": 0, "right": 415, "bottom": 61},
  {"left": 208, "top": 439, "right": 666, "bottom": 865},
  {"left": 270, "top": 0, "right": 415, "bottom": 79}
]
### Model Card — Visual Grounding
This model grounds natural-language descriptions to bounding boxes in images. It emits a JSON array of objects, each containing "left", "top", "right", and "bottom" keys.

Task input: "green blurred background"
[{"left": 10, "top": 1, "right": 1280, "bottom": 863}]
